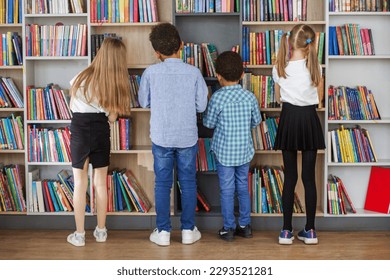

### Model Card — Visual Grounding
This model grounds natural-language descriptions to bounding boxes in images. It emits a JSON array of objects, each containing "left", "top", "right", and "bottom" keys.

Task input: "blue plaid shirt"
[{"left": 203, "top": 84, "right": 262, "bottom": 166}]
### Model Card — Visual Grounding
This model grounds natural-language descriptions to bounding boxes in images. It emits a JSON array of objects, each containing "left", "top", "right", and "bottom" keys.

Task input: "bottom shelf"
[{"left": 325, "top": 208, "right": 390, "bottom": 217}]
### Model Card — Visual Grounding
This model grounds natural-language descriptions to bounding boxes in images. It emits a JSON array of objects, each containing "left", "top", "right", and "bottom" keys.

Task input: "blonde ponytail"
[
  {"left": 275, "top": 32, "right": 289, "bottom": 79},
  {"left": 306, "top": 40, "right": 321, "bottom": 87}
]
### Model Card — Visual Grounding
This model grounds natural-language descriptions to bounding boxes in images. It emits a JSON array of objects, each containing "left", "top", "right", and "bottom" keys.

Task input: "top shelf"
[
  {"left": 328, "top": 12, "right": 390, "bottom": 16},
  {"left": 24, "top": 13, "right": 88, "bottom": 18},
  {"left": 174, "top": 12, "right": 240, "bottom": 17},
  {"left": 243, "top": 20, "right": 326, "bottom": 26}
]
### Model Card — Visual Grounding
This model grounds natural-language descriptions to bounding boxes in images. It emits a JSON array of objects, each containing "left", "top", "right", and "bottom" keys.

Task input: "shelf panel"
[
  {"left": 328, "top": 159, "right": 390, "bottom": 166},
  {"left": 329, "top": 12, "right": 390, "bottom": 16},
  {"left": 26, "top": 120, "right": 71, "bottom": 124},
  {"left": 255, "top": 150, "right": 326, "bottom": 154},
  {"left": 0, "top": 211, "right": 26, "bottom": 215},
  {"left": 324, "top": 208, "right": 390, "bottom": 217},
  {"left": 259, "top": 107, "right": 325, "bottom": 112},
  {"left": 91, "top": 22, "right": 161, "bottom": 27},
  {"left": 0, "top": 66, "right": 23, "bottom": 70},
  {"left": 0, "top": 150, "right": 25, "bottom": 153},
  {"left": 0, "top": 24, "right": 22, "bottom": 27},
  {"left": 328, "top": 119, "right": 390, "bottom": 124},
  {"left": 0, "top": 108, "right": 24, "bottom": 112},
  {"left": 243, "top": 20, "right": 326, "bottom": 25},
  {"left": 25, "top": 13, "right": 88, "bottom": 18},
  {"left": 245, "top": 64, "right": 326, "bottom": 69},
  {"left": 175, "top": 12, "right": 240, "bottom": 17},
  {"left": 25, "top": 56, "right": 89, "bottom": 60},
  {"left": 27, "top": 162, "right": 72, "bottom": 166},
  {"left": 111, "top": 146, "right": 152, "bottom": 154},
  {"left": 329, "top": 55, "right": 390, "bottom": 60}
]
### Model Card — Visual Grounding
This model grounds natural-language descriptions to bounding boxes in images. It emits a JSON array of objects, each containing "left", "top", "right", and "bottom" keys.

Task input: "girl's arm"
[
  {"left": 108, "top": 112, "right": 118, "bottom": 123},
  {"left": 274, "top": 83, "right": 281, "bottom": 104}
]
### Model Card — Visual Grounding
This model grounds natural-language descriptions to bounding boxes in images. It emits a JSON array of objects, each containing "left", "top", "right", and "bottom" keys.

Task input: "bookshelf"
[{"left": 325, "top": 3, "right": 390, "bottom": 217}]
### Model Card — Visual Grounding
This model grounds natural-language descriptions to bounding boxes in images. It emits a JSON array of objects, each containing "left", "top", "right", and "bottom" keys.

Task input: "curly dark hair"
[
  {"left": 215, "top": 51, "right": 243, "bottom": 82},
  {"left": 149, "top": 23, "right": 181, "bottom": 56}
]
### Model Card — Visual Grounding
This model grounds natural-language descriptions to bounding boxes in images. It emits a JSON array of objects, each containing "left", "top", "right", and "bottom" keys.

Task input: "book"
[{"left": 364, "top": 166, "right": 390, "bottom": 214}]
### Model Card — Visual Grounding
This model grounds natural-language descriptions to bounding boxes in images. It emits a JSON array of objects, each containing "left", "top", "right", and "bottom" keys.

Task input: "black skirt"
[
  {"left": 70, "top": 112, "right": 110, "bottom": 169},
  {"left": 274, "top": 102, "right": 326, "bottom": 151}
]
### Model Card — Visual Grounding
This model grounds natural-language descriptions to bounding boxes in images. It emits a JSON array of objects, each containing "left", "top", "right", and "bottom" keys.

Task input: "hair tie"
[{"left": 306, "top": 38, "right": 312, "bottom": 44}]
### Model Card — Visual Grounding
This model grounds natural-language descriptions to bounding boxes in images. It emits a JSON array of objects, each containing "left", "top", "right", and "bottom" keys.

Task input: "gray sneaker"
[
  {"left": 67, "top": 232, "right": 85, "bottom": 247},
  {"left": 93, "top": 226, "right": 108, "bottom": 242}
]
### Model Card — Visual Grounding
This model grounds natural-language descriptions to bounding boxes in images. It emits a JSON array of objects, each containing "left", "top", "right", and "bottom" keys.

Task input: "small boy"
[
  {"left": 138, "top": 23, "right": 208, "bottom": 246},
  {"left": 203, "top": 51, "right": 261, "bottom": 241}
]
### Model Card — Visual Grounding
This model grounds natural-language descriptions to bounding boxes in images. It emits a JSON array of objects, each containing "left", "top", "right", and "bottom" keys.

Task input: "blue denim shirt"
[{"left": 138, "top": 58, "right": 208, "bottom": 148}]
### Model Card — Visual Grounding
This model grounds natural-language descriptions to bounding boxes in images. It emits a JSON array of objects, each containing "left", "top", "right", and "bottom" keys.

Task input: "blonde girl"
[{"left": 67, "top": 38, "right": 131, "bottom": 246}]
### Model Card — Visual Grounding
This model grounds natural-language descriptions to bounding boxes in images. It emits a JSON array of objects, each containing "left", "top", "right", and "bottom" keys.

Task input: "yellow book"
[
  {"left": 119, "top": 0, "right": 125, "bottom": 23},
  {"left": 337, "top": 126, "right": 346, "bottom": 162},
  {"left": 108, "top": 0, "right": 112, "bottom": 22},
  {"left": 14, "top": 0, "right": 18, "bottom": 23}
]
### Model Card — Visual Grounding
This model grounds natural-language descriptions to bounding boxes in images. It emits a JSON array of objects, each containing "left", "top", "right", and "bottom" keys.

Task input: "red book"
[
  {"left": 364, "top": 167, "right": 390, "bottom": 214},
  {"left": 134, "top": 0, "right": 139, "bottom": 22},
  {"left": 43, "top": 180, "right": 55, "bottom": 212}
]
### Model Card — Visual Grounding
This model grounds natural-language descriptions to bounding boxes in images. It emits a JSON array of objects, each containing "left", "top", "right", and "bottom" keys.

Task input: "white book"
[
  {"left": 28, "top": 169, "right": 40, "bottom": 212},
  {"left": 35, "top": 181, "right": 45, "bottom": 212}
]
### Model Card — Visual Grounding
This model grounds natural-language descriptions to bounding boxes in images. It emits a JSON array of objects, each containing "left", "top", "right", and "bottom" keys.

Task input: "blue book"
[
  {"left": 115, "top": 0, "right": 120, "bottom": 23},
  {"left": 114, "top": 172, "right": 124, "bottom": 211},
  {"left": 130, "top": 0, "right": 134, "bottom": 22},
  {"left": 97, "top": 0, "right": 101, "bottom": 21},
  {"left": 47, "top": 181, "right": 60, "bottom": 211},
  {"left": 261, "top": 187, "right": 268, "bottom": 213},
  {"left": 265, "top": 30, "right": 271, "bottom": 64},
  {"left": 146, "top": 0, "right": 152, "bottom": 22},
  {"left": 138, "top": 0, "right": 144, "bottom": 22},
  {"left": 104, "top": 0, "right": 108, "bottom": 21},
  {"left": 71, "top": 26, "right": 78, "bottom": 56},
  {"left": 7, "top": 0, "right": 13, "bottom": 23}
]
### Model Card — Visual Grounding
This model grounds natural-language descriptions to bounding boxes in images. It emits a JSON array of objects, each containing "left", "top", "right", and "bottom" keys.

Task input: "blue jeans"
[
  {"left": 216, "top": 160, "right": 251, "bottom": 230},
  {"left": 152, "top": 143, "right": 198, "bottom": 232}
]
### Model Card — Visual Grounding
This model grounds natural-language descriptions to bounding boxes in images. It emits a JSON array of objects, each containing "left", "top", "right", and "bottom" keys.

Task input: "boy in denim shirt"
[
  {"left": 203, "top": 51, "right": 261, "bottom": 241},
  {"left": 138, "top": 23, "right": 208, "bottom": 246}
]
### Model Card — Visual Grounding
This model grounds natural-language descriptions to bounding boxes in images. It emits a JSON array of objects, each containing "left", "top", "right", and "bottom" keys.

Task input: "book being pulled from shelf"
[
  {"left": 328, "top": 85, "right": 381, "bottom": 120},
  {"left": 329, "top": 24, "right": 375, "bottom": 56},
  {"left": 242, "top": 73, "right": 278, "bottom": 109},
  {"left": 327, "top": 174, "right": 356, "bottom": 215},
  {"left": 0, "top": 32, "right": 23, "bottom": 66},
  {"left": 0, "top": 164, "right": 26, "bottom": 212},
  {"left": 249, "top": 166, "right": 304, "bottom": 214},
  {"left": 27, "top": 125, "right": 71, "bottom": 162},
  {"left": 329, "top": 0, "right": 389, "bottom": 12},
  {"left": 196, "top": 138, "right": 217, "bottom": 172},
  {"left": 110, "top": 117, "right": 132, "bottom": 150},
  {"left": 0, "top": 76, "right": 23, "bottom": 108},
  {"left": 328, "top": 125, "right": 377, "bottom": 163},
  {"left": 251, "top": 114, "right": 279, "bottom": 150},
  {"left": 25, "top": 23, "right": 88, "bottom": 57},
  {"left": 176, "top": 0, "right": 240, "bottom": 13},
  {"left": 364, "top": 166, "right": 390, "bottom": 214},
  {"left": 107, "top": 169, "right": 152, "bottom": 213},
  {"left": 91, "top": 0, "right": 159, "bottom": 23},
  {"left": 0, "top": 114, "right": 24, "bottom": 150},
  {"left": 25, "top": 0, "right": 85, "bottom": 14},
  {"left": 27, "top": 84, "right": 72, "bottom": 120},
  {"left": 242, "top": 0, "right": 308, "bottom": 21},
  {"left": 180, "top": 42, "right": 218, "bottom": 77},
  {"left": 0, "top": 0, "right": 22, "bottom": 24},
  {"left": 91, "top": 33, "right": 122, "bottom": 60}
]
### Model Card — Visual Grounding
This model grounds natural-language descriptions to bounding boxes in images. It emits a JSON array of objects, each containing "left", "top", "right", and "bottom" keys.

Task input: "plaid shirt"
[{"left": 203, "top": 84, "right": 261, "bottom": 166}]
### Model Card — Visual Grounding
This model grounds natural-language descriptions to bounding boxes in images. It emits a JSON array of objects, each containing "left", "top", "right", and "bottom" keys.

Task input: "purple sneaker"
[{"left": 297, "top": 229, "right": 318, "bottom": 245}]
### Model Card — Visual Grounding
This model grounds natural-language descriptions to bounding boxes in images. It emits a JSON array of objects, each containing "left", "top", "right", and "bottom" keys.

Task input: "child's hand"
[{"left": 108, "top": 113, "right": 118, "bottom": 123}]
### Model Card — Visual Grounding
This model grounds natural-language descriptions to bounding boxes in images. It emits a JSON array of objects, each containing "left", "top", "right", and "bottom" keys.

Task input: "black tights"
[{"left": 282, "top": 150, "right": 317, "bottom": 232}]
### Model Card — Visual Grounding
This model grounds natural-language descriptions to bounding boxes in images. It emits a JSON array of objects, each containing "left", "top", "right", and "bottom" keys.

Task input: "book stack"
[
  {"left": 0, "top": 164, "right": 26, "bottom": 212},
  {"left": 110, "top": 118, "right": 132, "bottom": 150},
  {"left": 27, "top": 125, "right": 71, "bottom": 162},
  {"left": 0, "top": 0, "right": 22, "bottom": 23},
  {"left": 242, "top": 0, "right": 308, "bottom": 21},
  {"left": 26, "top": 84, "right": 72, "bottom": 120},
  {"left": 249, "top": 166, "right": 304, "bottom": 214},
  {"left": 25, "top": 23, "right": 88, "bottom": 57},
  {"left": 328, "top": 86, "right": 381, "bottom": 120},
  {"left": 90, "top": 0, "right": 159, "bottom": 23},
  {"left": 196, "top": 138, "right": 217, "bottom": 172},
  {"left": 329, "top": 24, "right": 375, "bottom": 56},
  {"left": 91, "top": 33, "right": 122, "bottom": 60},
  {"left": 25, "top": 0, "right": 85, "bottom": 14},
  {"left": 329, "top": 0, "right": 389, "bottom": 12},
  {"left": 180, "top": 42, "right": 218, "bottom": 77},
  {"left": 327, "top": 174, "right": 356, "bottom": 215},
  {"left": 176, "top": 0, "right": 240, "bottom": 13},
  {"left": 129, "top": 74, "right": 141, "bottom": 108},
  {"left": 0, "top": 32, "right": 23, "bottom": 66},
  {"left": 328, "top": 125, "right": 377, "bottom": 163},
  {"left": 0, "top": 114, "right": 24, "bottom": 150},
  {"left": 0, "top": 77, "right": 23, "bottom": 108},
  {"left": 242, "top": 73, "right": 277, "bottom": 108},
  {"left": 251, "top": 115, "right": 279, "bottom": 150},
  {"left": 107, "top": 169, "right": 152, "bottom": 213}
]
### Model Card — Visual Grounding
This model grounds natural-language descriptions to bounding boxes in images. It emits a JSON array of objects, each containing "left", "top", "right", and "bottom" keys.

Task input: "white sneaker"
[
  {"left": 67, "top": 231, "right": 85, "bottom": 247},
  {"left": 182, "top": 226, "right": 201, "bottom": 245},
  {"left": 149, "top": 228, "right": 170, "bottom": 246},
  {"left": 93, "top": 226, "right": 108, "bottom": 242}
]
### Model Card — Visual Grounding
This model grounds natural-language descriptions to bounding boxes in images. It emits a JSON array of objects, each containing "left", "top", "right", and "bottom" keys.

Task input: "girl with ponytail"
[{"left": 272, "top": 24, "right": 325, "bottom": 245}]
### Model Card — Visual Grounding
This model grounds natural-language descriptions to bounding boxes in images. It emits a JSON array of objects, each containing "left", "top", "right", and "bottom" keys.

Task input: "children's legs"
[
  {"left": 216, "top": 160, "right": 236, "bottom": 230},
  {"left": 235, "top": 162, "right": 251, "bottom": 227},
  {"left": 281, "top": 150, "right": 298, "bottom": 231},
  {"left": 94, "top": 166, "right": 108, "bottom": 229},
  {"left": 72, "top": 158, "right": 90, "bottom": 233},
  {"left": 301, "top": 150, "right": 317, "bottom": 231},
  {"left": 152, "top": 143, "right": 174, "bottom": 232},
  {"left": 176, "top": 144, "right": 198, "bottom": 230}
]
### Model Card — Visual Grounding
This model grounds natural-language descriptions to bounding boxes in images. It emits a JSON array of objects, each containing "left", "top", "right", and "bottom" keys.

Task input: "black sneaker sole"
[
  {"left": 219, "top": 235, "right": 235, "bottom": 242},
  {"left": 236, "top": 233, "right": 253, "bottom": 238}
]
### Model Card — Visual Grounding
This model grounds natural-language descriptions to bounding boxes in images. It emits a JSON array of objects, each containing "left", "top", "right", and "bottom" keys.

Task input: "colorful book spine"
[{"left": 0, "top": 164, "right": 26, "bottom": 212}]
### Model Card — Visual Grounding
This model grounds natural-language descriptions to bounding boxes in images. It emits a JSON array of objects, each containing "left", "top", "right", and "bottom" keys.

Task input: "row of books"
[
  {"left": 129, "top": 74, "right": 141, "bottom": 108},
  {"left": 242, "top": 0, "right": 308, "bottom": 22},
  {"left": 25, "top": 24, "right": 88, "bottom": 57},
  {"left": 0, "top": 76, "right": 23, "bottom": 108},
  {"left": 0, "top": 164, "right": 26, "bottom": 212},
  {"left": 25, "top": 0, "right": 85, "bottom": 14},
  {"left": 0, "top": 0, "right": 22, "bottom": 24},
  {"left": 0, "top": 115, "right": 23, "bottom": 150},
  {"left": 242, "top": 28, "right": 325, "bottom": 65},
  {"left": 329, "top": 24, "right": 375, "bottom": 56},
  {"left": 29, "top": 169, "right": 91, "bottom": 213},
  {"left": 329, "top": 0, "right": 389, "bottom": 12},
  {"left": 107, "top": 169, "right": 152, "bottom": 213},
  {"left": 328, "top": 85, "right": 381, "bottom": 120},
  {"left": 91, "top": 0, "right": 159, "bottom": 23},
  {"left": 1, "top": 32, "right": 23, "bottom": 66},
  {"left": 26, "top": 84, "right": 72, "bottom": 120},
  {"left": 242, "top": 73, "right": 278, "bottom": 108},
  {"left": 110, "top": 118, "right": 132, "bottom": 150},
  {"left": 91, "top": 33, "right": 122, "bottom": 60},
  {"left": 180, "top": 42, "right": 218, "bottom": 77},
  {"left": 249, "top": 166, "right": 304, "bottom": 214},
  {"left": 176, "top": 0, "right": 240, "bottom": 13},
  {"left": 251, "top": 115, "right": 279, "bottom": 150},
  {"left": 327, "top": 174, "right": 356, "bottom": 215},
  {"left": 177, "top": 182, "right": 211, "bottom": 212},
  {"left": 196, "top": 138, "right": 217, "bottom": 172},
  {"left": 328, "top": 125, "right": 377, "bottom": 163},
  {"left": 27, "top": 125, "right": 71, "bottom": 162}
]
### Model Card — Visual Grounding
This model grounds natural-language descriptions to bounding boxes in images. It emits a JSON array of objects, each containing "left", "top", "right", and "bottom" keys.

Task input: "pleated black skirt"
[
  {"left": 70, "top": 112, "right": 110, "bottom": 169},
  {"left": 274, "top": 102, "right": 326, "bottom": 151}
]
